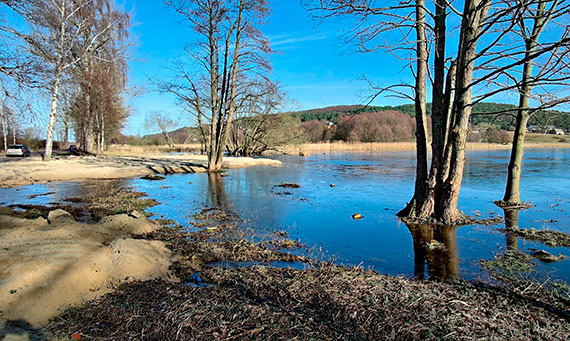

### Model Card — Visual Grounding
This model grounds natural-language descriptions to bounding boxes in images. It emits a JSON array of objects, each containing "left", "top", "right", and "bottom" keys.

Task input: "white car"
[{"left": 6, "top": 144, "right": 31, "bottom": 157}]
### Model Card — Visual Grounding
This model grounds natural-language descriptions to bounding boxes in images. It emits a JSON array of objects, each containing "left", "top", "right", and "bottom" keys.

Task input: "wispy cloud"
[{"left": 270, "top": 33, "right": 328, "bottom": 48}]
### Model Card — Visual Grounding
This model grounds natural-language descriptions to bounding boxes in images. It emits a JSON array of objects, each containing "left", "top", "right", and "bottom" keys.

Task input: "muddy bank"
[
  {"left": 0, "top": 154, "right": 281, "bottom": 188},
  {"left": 0, "top": 208, "right": 172, "bottom": 326}
]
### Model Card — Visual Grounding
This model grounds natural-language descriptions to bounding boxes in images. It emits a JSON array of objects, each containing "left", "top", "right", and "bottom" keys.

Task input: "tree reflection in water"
[
  {"left": 406, "top": 223, "right": 459, "bottom": 280},
  {"left": 207, "top": 173, "right": 231, "bottom": 210},
  {"left": 503, "top": 208, "right": 520, "bottom": 251}
]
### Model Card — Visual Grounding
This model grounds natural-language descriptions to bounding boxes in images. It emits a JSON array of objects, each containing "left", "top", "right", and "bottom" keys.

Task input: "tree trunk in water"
[
  {"left": 503, "top": 1, "right": 548, "bottom": 206},
  {"left": 436, "top": 0, "right": 489, "bottom": 223},
  {"left": 503, "top": 113, "right": 530, "bottom": 204},
  {"left": 397, "top": 0, "right": 429, "bottom": 217},
  {"left": 44, "top": 72, "right": 61, "bottom": 161},
  {"left": 209, "top": 2, "right": 244, "bottom": 172}
]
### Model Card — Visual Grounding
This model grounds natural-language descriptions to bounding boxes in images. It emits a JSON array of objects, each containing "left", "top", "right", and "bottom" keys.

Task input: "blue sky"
[{"left": 122, "top": 0, "right": 413, "bottom": 135}]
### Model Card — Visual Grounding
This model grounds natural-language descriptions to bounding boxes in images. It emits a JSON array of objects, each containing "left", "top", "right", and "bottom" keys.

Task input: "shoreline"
[{"left": 0, "top": 154, "right": 282, "bottom": 188}]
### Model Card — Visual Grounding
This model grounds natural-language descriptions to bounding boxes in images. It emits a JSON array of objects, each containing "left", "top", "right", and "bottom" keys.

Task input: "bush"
[
  {"left": 336, "top": 111, "right": 416, "bottom": 142},
  {"left": 302, "top": 120, "right": 327, "bottom": 142},
  {"left": 487, "top": 129, "right": 511, "bottom": 144}
]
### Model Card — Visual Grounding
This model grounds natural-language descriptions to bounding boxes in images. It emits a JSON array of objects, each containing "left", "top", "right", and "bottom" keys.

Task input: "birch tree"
[{"left": 10, "top": 0, "right": 122, "bottom": 161}]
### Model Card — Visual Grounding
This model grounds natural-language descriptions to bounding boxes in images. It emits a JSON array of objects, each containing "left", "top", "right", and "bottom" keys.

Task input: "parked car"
[
  {"left": 6, "top": 144, "right": 31, "bottom": 157},
  {"left": 68, "top": 145, "right": 79, "bottom": 154}
]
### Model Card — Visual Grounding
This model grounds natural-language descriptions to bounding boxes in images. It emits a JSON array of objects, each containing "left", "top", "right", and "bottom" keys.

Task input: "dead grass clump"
[
  {"left": 499, "top": 228, "right": 570, "bottom": 247},
  {"left": 276, "top": 183, "right": 301, "bottom": 189},
  {"left": 46, "top": 264, "right": 570, "bottom": 340},
  {"left": 192, "top": 207, "right": 239, "bottom": 222},
  {"left": 481, "top": 250, "right": 570, "bottom": 313},
  {"left": 7, "top": 203, "right": 85, "bottom": 220}
]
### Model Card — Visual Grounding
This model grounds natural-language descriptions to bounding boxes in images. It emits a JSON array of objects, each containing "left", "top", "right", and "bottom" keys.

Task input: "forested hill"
[{"left": 292, "top": 103, "right": 570, "bottom": 131}]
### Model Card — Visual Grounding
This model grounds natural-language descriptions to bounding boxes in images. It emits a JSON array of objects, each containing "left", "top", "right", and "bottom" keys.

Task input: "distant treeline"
[{"left": 292, "top": 103, "right": 570, "bottom": 132}]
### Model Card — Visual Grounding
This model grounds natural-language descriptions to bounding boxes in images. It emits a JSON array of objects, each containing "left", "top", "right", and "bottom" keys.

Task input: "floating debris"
[
  {"left": 352, "top": 213, "right": 363, "bottom": 220},
  {"left": 27, "top": 191, "right": 55, "bottom": 199},
  {"left": 530, "top": 249, "right": 566, "bottom": 263},
  {"left": 276, "top": 183, "right": 301, "bottom": 189},
  {"left": 141, "top": 174, "right": 165, "bottom": 181},
  {"left": 426, "top": 239, "right": 446, "bottom": 251}
]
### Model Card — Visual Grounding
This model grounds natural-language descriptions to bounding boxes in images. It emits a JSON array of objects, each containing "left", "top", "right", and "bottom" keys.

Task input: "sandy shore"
[
  {"left": 0, "top": 154, "right": 282, "bottom": 188},
  {"left": 0, "top": 208, "right": 171, "bottom": 326}
]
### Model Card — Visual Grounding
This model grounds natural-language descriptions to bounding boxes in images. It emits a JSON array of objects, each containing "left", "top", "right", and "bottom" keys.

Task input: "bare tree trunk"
[
  {"left": 0, "top": 100, "right": 7, "bottom": 151},
  {"left": 397, "top": 0, "right": 429, "bottom": 217},
  {"left": 44, "top": 70, "right": 61, "bottom": 161},
  {"left": 502, "top": 0, "right": 550, "bottom": 206},
  {"left": 503, "top": 112, "right": 530, "bottom": 204},
  {"left": 43, "top": 1, "right": 68, "bottom": 162},
  {"left": 207, "top": 4, "right": 220, "bottom": 172},
  {"left": 101, "top": 114, "right": 105, "bottom": 152},
  {"left": 438, "top": 0, "right": 490, "bottom": 223}
]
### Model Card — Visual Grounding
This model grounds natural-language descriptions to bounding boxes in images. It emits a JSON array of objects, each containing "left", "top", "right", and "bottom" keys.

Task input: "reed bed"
[
  {"left": 282, "top": 140, "right": 569, "bottom": 154},
  {"left": 105, "top": 143, "right": 202, "bottom": 156}
]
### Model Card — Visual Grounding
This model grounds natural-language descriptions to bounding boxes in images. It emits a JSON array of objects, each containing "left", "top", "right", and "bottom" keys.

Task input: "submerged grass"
[
  {"left": 498, "top": 227, "right": 570, "bottom": 247},
  {"left": 7, "top": 181, "right": 158, "bottom": 221}
]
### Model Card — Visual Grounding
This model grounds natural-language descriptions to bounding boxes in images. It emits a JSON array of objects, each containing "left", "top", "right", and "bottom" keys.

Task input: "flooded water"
[{"left": 1, "top": 148, "right": 569, "bottom": 282}]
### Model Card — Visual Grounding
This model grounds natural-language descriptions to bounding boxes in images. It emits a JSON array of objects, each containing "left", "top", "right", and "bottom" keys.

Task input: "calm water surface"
[{"left": 1, "top": 148, "right": 569, "bottom": 282}]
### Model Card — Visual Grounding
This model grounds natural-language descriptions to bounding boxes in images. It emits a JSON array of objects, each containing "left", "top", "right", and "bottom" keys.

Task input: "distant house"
[
  {"left": 548, "top": 128, "right": 565, "bottom": 135},
  {"left": 527, "top": 125, "right": 542, "bottom": 133}
]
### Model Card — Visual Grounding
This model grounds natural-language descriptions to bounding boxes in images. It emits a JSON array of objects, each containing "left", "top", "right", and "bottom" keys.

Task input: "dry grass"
[
  {"left": 105, "top": 143, "right": 202, "bottom": 156},
  {"left": 281, "top": 140, "right": 569, "bottom": 154},
  {"left": 46, "top": 263, "right": 570, "bottom": 340}
]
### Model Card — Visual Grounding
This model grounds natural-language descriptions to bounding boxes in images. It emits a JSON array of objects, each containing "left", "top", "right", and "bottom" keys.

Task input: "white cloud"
[{"left": 270, "top": 33, "right": 328, "bottom": 48}]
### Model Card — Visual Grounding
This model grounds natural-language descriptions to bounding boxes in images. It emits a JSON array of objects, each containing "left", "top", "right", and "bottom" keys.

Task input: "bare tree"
[
  {"left": 164, "top": 0, "right": 272, "bottom": 171},
  {"left": 145, "top": 111, "right": 178, "bottom": 148},
  {"left": 497, "top": 0, "right": 570, "bottom": 207},
  {"left": 308, "top": 0, "right": 570, "bottom": 224},
  {"left": 68, "top": 0, "right": 130, "bottom": 155},
  {"left": 225, "top": 80, "right": 302, "bottom": 156}
]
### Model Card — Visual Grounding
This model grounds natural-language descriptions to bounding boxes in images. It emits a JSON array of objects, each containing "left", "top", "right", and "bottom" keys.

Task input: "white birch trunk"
[
  {"left": 44, "top": 72, "right": 61, "bottom": 161},
  {"left": 0, "top": 100, "right": 7, "bottom": 151}
]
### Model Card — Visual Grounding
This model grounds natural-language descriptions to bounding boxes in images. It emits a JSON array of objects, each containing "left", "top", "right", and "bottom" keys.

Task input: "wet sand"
[
  {"left": 0, "top": 154, "right": 282, "bottom": 188},
  {"left": 0, "top": 208, "right": 172, "bottom": 326}
]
